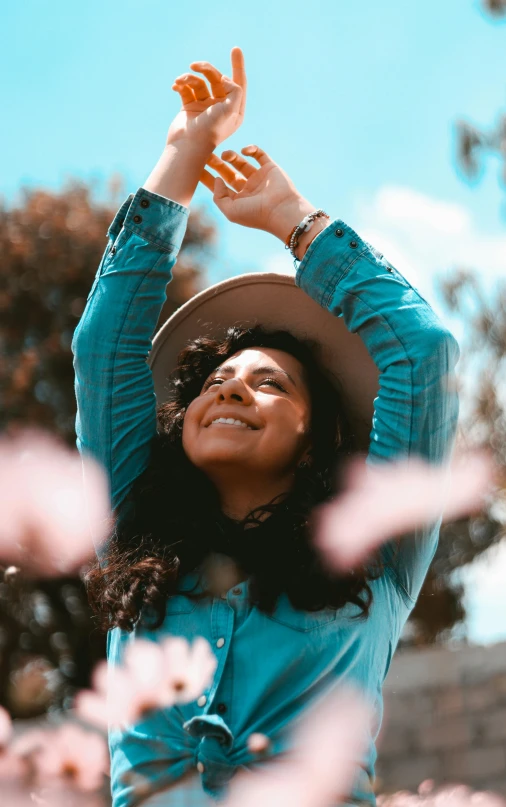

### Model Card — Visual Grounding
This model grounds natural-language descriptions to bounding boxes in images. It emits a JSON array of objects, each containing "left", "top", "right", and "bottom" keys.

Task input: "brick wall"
[{"left": 376, "top": 641, "right": 506, "bottom": 796}]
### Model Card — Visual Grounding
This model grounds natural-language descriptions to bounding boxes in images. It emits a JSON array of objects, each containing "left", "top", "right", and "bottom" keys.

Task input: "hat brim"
[{"left": 149, "top": 273, "right": 379, "bottom": 452}]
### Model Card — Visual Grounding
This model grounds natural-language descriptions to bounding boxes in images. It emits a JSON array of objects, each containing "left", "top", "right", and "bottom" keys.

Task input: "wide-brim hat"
[{"left": 148, "top": 273, "right": 379, "bottom": 453}]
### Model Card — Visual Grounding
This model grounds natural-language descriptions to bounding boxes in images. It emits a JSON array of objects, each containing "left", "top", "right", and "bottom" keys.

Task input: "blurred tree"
[
  {"left": 0, "top": 177, "right": 217, "bottom": 716},
  {"left": 483, "top": 0, "right": 506, "bottom": 17},
  {"left": 405, "top": 0, "right": 506, "bottom": 646},
  {"left": 408, "top": 279, "right": 506, "bottom": 645},
  {"left": 0, "top": 176, "right": 216, "bottom": 444}
]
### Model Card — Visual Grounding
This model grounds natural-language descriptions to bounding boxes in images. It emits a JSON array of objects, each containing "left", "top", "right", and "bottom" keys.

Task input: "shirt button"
[
  {"left": 197, "top": 695, "right": 207, "bottom": 707},
  {"left": 216, "top": 638, "right": 225, "bottom": 648},
  {"left": 140, "top": 199, "right": 150, "bottom": 208},
  {"left": 133, "top": 215, "right": 142, "bottom": 224},
  {"left": 217, "top": 702, "right": 227, "bottom": 714},
  {"left": 197, "top": 762, "right": 205, "bottom": 774},
  {"left": 350, "top": 240, "right": 358, "bottom": 248},
  {"left": 232, "top": 587, "right": 242, "bottom": 595},
  {"left": 110, "top": 246, "right": 116, "bottom": 255},
  {"left": 335, "top": 228, "right": 344, "bottom": 237},
  {"left": 387, "top": 265, "right": 394, "bottom": 272}
]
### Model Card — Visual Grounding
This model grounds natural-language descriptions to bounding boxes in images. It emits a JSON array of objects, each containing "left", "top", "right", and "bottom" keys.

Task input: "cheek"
[
  {"left": 181, "top": 398, "right": 204, "bottom": 454},
  {"left": 266, "top": 400, "right": 309, "bottom": 441}
]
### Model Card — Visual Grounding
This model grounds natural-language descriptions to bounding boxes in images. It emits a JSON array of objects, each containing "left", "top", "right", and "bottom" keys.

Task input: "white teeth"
[{"left": 210, "top": 417, "right": 253, "bottom": 429}]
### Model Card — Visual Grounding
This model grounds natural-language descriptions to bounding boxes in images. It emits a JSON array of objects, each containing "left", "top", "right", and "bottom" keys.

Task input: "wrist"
[
  {"left": 165, "top": 134, "right": 216, "bottom": 157},
  {"left": 144, "top": 139, "right": 213, "bottom": 208},
  {"left": 268, "top": 196, "right": 330, "bottom": 261}
]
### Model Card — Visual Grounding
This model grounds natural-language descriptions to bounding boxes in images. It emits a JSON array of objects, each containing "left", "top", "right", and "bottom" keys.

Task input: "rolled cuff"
[{"left": 107, "top": 187, "right": 190, "bottom": 253}]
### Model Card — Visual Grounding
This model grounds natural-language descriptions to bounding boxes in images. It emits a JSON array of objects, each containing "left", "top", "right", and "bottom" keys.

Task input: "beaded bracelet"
[{"left": 284, "top": 209, "right": 330, "bottom": 266}]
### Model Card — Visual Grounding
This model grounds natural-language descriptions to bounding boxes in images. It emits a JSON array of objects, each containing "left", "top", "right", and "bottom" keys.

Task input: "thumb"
[{"left": 213, "top": 176, "right": 234, "bottom": 218}]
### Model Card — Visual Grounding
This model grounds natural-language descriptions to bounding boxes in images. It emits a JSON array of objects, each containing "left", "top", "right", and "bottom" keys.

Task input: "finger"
[
  {"left": 200, "top": 171, "right": 237, "bottom": 220},
  {"left": 188, "top": 62, "right": 227, "bottom": 99},
  {"left": 199, "top": 169, "right": 242, "bottom": 199},
  {"left": 241, "top": 145, "right": 271, "bottom": 167},
  {"left": 173, "top": 74, "right": 210, "bottom": 102},
  {"left": 172, "top": 83, "right": 196, "bottom": 104},
  {"left": 206, "top": 153, "right": 248, "bottom": 191},
  {"left": 213, "top": 176, "right": 238, "bottom": 220},
  {"left": 199, "top": 168, "right": 217, "bottom": 194},
  {"left": 220, "top": 150, "right": 256, "bottom": 179},
  {"left": 230, "top": 46, "right": 247, "bottom": 118}
]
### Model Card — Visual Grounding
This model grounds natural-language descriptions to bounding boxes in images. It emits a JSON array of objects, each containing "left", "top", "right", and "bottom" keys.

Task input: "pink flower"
[
  {"left": 0, "top": 705, "right": 12, "bottom": 748},
  {"left": 376, "top": 782, "right": 505, "bottom": 807},
  {"left": 314, "top": 449, "right": 497, "bottom": 570},
  {"left": 224, "top": 685, "right": 372, "bottom": 807},
  {"left": 11, "top": 723, "right": 109, "bottom": 792},
  {"left": 75, "top": 635, "right": 217, "bottom": 729},
  {"left": 0, "top": 429, "right": 111, "bottom": 577},
  {"left": 156, "top": 636, "right": 218, "bottom": 705}
]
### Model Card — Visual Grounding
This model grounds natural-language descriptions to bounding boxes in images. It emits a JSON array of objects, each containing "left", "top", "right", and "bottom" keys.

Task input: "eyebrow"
[{"left": 213, "top": 364, "right": 297, "bottom": 387}]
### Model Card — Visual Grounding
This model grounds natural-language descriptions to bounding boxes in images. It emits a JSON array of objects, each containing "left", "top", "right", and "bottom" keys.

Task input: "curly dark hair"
[{"left": 85, "top": 325, "right": 385, "bottom": 632}]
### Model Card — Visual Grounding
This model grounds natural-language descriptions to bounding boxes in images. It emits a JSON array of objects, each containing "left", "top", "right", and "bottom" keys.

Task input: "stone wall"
[{"left": 376, "top": 641, "right": 506, "bottom": 796}]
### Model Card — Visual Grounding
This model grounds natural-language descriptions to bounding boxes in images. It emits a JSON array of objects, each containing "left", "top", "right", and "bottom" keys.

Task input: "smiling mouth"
[{"left": 207, "top": 418, "right": 257, "bottom": 430}]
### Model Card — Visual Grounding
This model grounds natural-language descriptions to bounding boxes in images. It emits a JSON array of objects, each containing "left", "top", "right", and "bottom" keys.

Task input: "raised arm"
[
  {"left": 71, "top": 189, "right": 189, "bottom": 519},
  {"left": 200, "top": 145, "right": 460, "bottom": 606},
  {"left": 72, "top": 48, "right": 248, "bottom": 551},
  {"left": 294, "top": 222, "right": 460, "bottom": 605}
]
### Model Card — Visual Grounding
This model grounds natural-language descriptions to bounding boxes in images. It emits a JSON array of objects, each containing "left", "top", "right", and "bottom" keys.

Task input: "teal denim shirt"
[{"left": 72, "top": 188, "right": 460, "bottom": 807}]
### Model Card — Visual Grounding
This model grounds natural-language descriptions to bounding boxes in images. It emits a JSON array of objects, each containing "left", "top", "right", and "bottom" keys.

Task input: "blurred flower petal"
[
  {"left": 315, "top": 449, "right": 497, "bottom": 570},
  {"left": 0, "top": 706, "right": 12, "bottom": 747},
  {"left": 0, "top": 749, "right": 29, "bottom": 782},
  {"left": 0, "top": 430, "right": 111, "bottom": 577},
  {"left": 377, "top": 783, "right": 506, "bottom": 807},
  {"left": 73, "top": 690, "right": 110, "bottom": 731},
  {"left": 224, "top": 685, "right": 371, "bottom": 807},
  {"left": 10, "top": 728, "right": 47, "bottom": 758},
  {"left": 13, "top": 723, "right": 108, "bottom": 793},
  {"left": 123, "top": 639, "right": 165, "bottom": 690},
  {"left": 162, "top": 636, "right": 217, "bottom": 705},
  {"left": 76, "top": 635, "right": 216, "bottom": 729}
]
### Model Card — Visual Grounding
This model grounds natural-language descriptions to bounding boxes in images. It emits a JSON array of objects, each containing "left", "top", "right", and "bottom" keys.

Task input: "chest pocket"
[{"left": 267, "top": 593, "right": 339, "bottom": 633}]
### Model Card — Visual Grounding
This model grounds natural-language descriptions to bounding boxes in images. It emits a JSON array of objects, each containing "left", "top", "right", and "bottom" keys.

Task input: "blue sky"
[{"left": 3, "top": 0, "right": 506, "bottom": 644}]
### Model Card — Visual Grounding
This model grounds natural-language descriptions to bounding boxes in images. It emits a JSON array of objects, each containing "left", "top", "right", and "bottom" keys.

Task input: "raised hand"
[
  {"left": 199, "top": 145, "right": 312, "bottom": 238},
  {"left": 167, "top": 47, "right": 247, "bottom": 150}
]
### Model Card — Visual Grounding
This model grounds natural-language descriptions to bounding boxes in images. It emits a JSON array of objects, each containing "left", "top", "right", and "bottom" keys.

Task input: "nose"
[{"left": 214, "top": 377, "right": 252, "bottom": 404}]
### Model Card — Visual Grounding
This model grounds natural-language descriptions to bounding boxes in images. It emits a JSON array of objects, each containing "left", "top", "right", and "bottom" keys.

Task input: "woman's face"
[{"left": 182, "top": 347, "right": 312, "bottom": 480}]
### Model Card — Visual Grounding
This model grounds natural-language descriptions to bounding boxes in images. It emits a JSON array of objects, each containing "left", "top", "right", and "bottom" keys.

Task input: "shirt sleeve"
[
  {"left": 295, "top": 220, "right": 460, "bottom": 606},
  {"left": 71, "top": 188, "right": 189, "bottom": 557}
]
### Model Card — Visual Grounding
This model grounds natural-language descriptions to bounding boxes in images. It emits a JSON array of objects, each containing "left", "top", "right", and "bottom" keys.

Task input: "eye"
[
  {"left": 201, "top": 377, "right": 287, "bottom": 393},
  {"left": 201, "top": 377, "right": 224, "bottom": 392},
  {"left": 260, "top": 377, "right": 287, "bottom": 392}
]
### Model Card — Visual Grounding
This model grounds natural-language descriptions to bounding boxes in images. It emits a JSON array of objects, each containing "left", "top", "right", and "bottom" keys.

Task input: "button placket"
[{"left": 204, "top": 599, "right": 234, "bottom": 711}]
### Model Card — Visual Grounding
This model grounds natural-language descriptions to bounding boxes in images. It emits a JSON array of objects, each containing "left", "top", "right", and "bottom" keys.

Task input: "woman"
[{"left": 72, "top": 47, "right": 460, "bottom": 807}]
